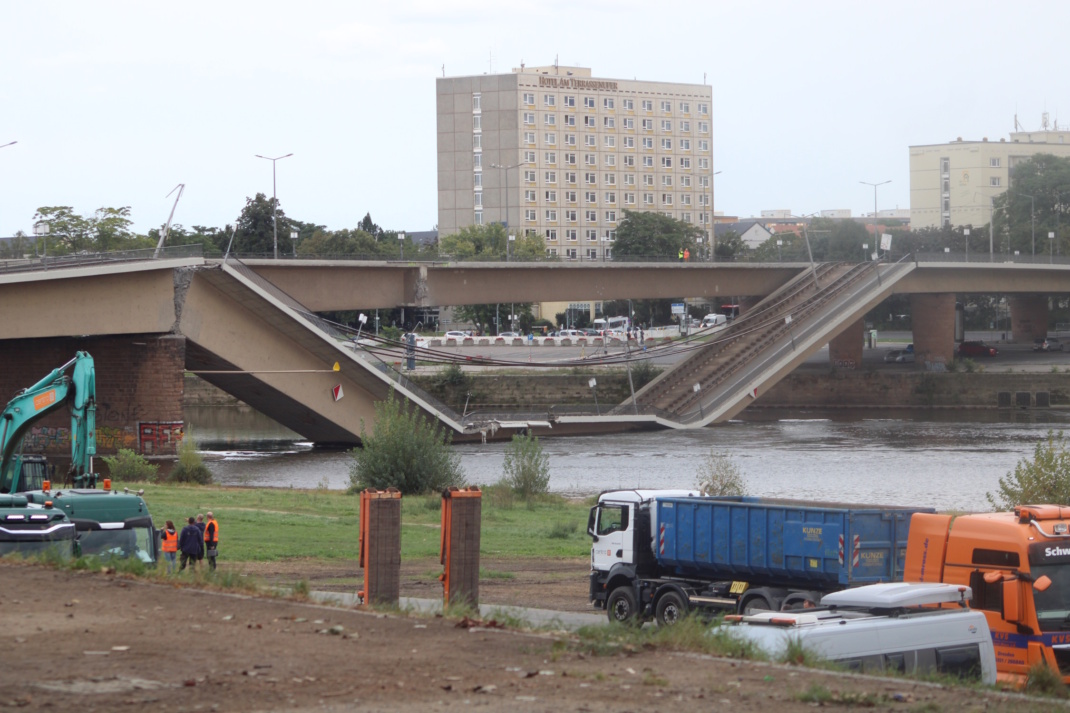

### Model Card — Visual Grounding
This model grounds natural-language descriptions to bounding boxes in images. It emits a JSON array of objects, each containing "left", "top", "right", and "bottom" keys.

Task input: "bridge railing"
[
  {"left": 222, "top": 256, "right": 467, "bottom": 426},
  {"left": 0, "top": 243, "right": 203, "bottom": 275}
]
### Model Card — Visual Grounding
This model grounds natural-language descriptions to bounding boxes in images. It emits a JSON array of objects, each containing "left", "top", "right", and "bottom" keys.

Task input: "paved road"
[{"left": 310, "top": 591, "right": 606, "bottom": 631}]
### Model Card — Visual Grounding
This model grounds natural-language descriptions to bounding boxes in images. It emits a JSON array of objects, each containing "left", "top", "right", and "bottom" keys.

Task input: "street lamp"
[
  {"left": 398, "top": 232, "right": 406, "bottom": 260},
  {"left": 490, "top": 160, "right": 528, "bottom": 258},
  {"left": 1018, "top": 193, "right": 1037, "bottom": 258},
  {"left": 860, "top": 179, "right": 891, "bottom": 255},
  {"left": 707, "top": 170, "right": 722, "bottom": 261},
  {"left": 255, "top": 152, "right": 294, "bottom": 259}
]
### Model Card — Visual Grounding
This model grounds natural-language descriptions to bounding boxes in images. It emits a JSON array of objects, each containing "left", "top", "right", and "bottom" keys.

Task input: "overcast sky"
[{"left": 1, "top": 1, "right": 1066, "bottom": 239}]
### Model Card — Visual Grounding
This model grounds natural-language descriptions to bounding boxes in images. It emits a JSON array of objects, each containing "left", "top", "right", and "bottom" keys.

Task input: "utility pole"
[{"left": 255, "top": 153, "right": 294, "bottom": 259}]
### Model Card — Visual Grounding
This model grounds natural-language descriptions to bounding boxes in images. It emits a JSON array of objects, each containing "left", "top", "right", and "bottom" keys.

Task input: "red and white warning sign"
[{"left": 332, "top": 384, "right": 344, "bottom": 402}]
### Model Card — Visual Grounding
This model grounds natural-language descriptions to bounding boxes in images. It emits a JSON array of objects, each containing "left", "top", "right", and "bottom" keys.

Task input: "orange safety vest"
[
  {"left": 203, "top": 518, "right": 220, "bottom": 544},
  {"left": 161, "top": 528, "right": 178, "bottom": 553}
]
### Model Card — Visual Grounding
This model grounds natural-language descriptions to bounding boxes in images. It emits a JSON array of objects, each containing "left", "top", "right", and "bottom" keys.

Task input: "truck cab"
[
  {"left": 0, "top": 494, "right": 76, "bottom": 560},
  {"left": 22, "top": 481, "right": 158, "bottom": 565},
  {"left": 906, "top": 507, "right": 1070, "bottom": 687}
]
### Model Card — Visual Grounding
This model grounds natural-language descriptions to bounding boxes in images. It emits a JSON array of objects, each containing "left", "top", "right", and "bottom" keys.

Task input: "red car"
[{"left": 958, "top": 340, "right": 998, "bottom": 357}]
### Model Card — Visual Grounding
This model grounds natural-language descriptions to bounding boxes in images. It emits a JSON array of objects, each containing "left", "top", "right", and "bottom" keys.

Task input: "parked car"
[
  {"left": 557, "top": 329, "right": 585, "bottom": 339},
  {"left": 496, "top": 331, "right": 520, "bottom": 338},
  {"left": 1036, "top": 336, "right": 1064, "bottom": 352},
  {"left": 958, "top": 340, "right": 998, "bottom": 357},
  {"left": 443, "top": 330, "right": 469, "bottom": 340},
  {"left": 884, "top": 349, "right": 915, "bottom": 363}
]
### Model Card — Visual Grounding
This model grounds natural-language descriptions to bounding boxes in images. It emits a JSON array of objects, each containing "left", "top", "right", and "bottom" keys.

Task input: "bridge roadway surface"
[{"left": 1, "top": 254, "right": 1067, "bottom": 444}]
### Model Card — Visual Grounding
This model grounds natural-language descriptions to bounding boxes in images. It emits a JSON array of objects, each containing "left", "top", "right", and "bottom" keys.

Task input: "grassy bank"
[{"left": 131, "top": 482, "right": 592, "bottom": 564}]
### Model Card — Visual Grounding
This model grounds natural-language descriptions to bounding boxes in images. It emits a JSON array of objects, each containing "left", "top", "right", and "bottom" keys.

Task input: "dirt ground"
[{"left": 0, "top": 562, "right": 1044, "bottom": 712}]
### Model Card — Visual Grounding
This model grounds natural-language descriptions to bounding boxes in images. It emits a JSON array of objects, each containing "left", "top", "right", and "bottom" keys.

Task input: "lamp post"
[
  {"left": 490, "top": 160, "right": 527, "bottom": 256},
  {"left": 398, "top": 232, "right": 406, "bottom": 261},
  {"left": 963, "top": 228, "right": 969, "bottom": 262},
  {"left": 862, "top": 243, "right": 868, "bottom": 262},
  {"left": 290, "top": 229, "right": 299, "bottom": 257},
  {"left": 860, "top": 179, "right": 891, "bottom": 256},
  {"left": 1050, "top": 231, "right": 1056, "bottom": 264},
  {"left": 707, "top": 170, "right": 722, "bottom": 261},
  {"left": 1018, "top": 193, "right": 1037, "bottom": 258},
  {"left": 776, "top": 238, "right": 783, "bottom": 262},
  {"left": 508, "top": 233, "right": 515, "bottom": 262},
  {"left": 255, "top": 152, "right": 294, "bottom": 259}
]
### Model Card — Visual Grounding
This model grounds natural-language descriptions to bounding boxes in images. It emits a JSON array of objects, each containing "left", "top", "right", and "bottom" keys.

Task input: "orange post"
[
  {"left": 439, "top": 486, "right": 482, "bottom": 608},
  {"left": 357, "top": 488, "right": 402, "bottom": 606}
]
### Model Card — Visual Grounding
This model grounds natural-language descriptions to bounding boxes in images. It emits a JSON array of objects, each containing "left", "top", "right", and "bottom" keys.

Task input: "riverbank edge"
[{"left": 186, "top": 370, "right": 1070, "bottom": 412}]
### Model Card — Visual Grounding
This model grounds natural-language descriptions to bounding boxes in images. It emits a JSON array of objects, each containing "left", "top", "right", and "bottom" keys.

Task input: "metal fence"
[{"left": 0, "top": 243, "right": 203, "bottom": 276}]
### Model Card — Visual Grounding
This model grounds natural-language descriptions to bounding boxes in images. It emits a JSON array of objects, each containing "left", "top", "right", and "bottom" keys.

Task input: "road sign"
[{"left": 671, "top": 302, "right": 685, "bottom": 315}]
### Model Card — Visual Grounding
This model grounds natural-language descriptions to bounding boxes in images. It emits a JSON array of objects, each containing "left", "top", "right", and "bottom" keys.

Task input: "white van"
[
  {"left": 701, "top": 314, "right": 727, "bottom": 329},
  {"left": 720, "top": 582, "right": 996, "bottom": 684}
]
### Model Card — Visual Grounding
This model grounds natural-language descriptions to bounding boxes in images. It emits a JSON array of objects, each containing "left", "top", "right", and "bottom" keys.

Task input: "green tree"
[
  {"left": 825, "top": 220, "right": 869, "bottom": 261},
  {"left": 233, "top": 193, "right": 293, "bottom": 255},
  {"left": 500, "top": 432, "right": 550, "bottom": 499},
  {"left": 33, "top": 206, "right": 94, "bottom": 254},
  {"left": 696, "top": 451, "right": 746, "bottom": 496},
  {"left": 987, "top": 430, "right": 1070, "bottom": 510},
  {"left": 993, "top": 154, "right": 1070, "bottom": 257},
  {"left": 440, "top": 223, "right": 546, "bottom": 261},
  {"left": 347, "top": 389, "right": 465, "bottom": 495},
  {"left": 713, "top": 229, "right": 747, "bottom": 261},
  {"left": 613, "top": 210, "right": 703, "bottom": 260},
  {"left": 452, "top": 303, "right": 533, "bottom": 334},
  {"left": 297, "top": 228, "right": 383, "bottom": 257}
]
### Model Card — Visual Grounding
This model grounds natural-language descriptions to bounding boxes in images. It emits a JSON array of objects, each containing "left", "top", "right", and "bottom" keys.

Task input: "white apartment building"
[
  {"left": 910, "top": 125, "right": 1070, "bottom": 229},
  {"left": 436, "top": 64, "right": 714, "bottom": 259}
]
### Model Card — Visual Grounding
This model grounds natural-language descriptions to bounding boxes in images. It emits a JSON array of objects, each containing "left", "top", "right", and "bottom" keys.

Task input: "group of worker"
[
  {"left": 159, "top": 512, "right": 219, "bottom": 573},
  {"left": 678, "top": 248, "right": 691, "bottom": 261}
]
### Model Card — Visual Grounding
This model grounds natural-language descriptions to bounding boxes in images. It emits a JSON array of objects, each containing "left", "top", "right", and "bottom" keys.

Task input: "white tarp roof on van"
[{"left": 821, "top": 582, "right": 971, "bottom": 609}]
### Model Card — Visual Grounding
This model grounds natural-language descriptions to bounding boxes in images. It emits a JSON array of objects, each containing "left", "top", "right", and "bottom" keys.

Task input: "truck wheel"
[
  {"left": 655, "top": 591, "right": 688, "bottom": 626},
  {"left": 607, "top": 586, "right": 638, "bottom": 625},
  {"left": 741, "top": 592, "right": 774, "bottom": 614}
]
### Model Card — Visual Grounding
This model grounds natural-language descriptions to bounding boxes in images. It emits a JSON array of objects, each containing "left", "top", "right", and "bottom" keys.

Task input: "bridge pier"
[
  {"left": 0, "top": 334, "right": 186, "bottom": 458},
  {"left": 828, "top": 319, "right": 864, "bottom": 369},
  {"left": 1009, "top": 295, "right": 1048, "bottom": 343},
  {"left": 910, "top": 293, "right": 956, "bottom": 365}
]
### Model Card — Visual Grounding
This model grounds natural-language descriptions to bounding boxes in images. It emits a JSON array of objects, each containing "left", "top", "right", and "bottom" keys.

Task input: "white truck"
[{"left": 720, "top": 581, "right": 997, "bottom": 684}]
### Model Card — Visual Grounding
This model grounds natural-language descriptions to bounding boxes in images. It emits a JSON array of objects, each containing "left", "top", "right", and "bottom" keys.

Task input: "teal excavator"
[{"left": 0, "top": 352, "right": 158, "bottom": 564}]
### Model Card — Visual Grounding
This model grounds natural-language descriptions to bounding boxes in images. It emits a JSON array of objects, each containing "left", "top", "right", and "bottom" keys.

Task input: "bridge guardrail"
[{"left": 0, "top": 243, "right": 203, "bottom": 275}]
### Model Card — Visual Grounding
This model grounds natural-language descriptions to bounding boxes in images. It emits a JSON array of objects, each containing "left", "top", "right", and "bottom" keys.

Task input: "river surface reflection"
[{"left": 185, "top": 405, "right": 1070, "bottom": 513}]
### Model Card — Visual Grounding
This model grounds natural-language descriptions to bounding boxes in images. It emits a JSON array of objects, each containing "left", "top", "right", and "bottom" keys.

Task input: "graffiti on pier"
[
  {"left": 23, "top": 425, "right": 137, "bottom": 454},
  {"left": 138, "top": 421, "right": 184, "bottom": 454}
]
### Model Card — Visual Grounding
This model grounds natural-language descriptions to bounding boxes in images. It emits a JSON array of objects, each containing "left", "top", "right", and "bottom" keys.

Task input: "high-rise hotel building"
[{"left": 436, "top": 65, "right": 714, "bottom": 259}]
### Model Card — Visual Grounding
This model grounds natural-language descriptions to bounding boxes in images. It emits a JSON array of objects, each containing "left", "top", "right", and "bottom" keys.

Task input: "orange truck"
[{"left": 905, "top": 506, "right": 1068, "bottom": 687}]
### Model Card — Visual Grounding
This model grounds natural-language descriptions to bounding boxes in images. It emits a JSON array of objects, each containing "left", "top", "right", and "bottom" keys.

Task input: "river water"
[{"left": 185, "top": 404, "right": 1070, "bottom": 513}]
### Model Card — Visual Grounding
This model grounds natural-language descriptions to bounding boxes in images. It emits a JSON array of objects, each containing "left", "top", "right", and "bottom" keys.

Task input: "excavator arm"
[{"left": 0, "top": 352, "right": 97, "bottom": 493}]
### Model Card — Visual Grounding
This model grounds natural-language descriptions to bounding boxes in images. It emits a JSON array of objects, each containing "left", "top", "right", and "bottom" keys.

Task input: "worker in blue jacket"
[{"left": 178, "top": 516, "right": 204, "bottom": 571}]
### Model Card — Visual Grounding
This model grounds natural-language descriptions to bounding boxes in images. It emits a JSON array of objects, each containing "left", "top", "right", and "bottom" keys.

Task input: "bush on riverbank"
[
  {"left": 348, "top": 389, "right": 465, "bottom": 495},
  {"left": 101, "top": 449, "right": 159, "bottom": 482},
  {"left": 696, "top": 451, "right": 746, "bottom": 496},
  {"left": 987, "top": 429, "right": 1070, "bottom": 510},
  {"left": 169, "top": 430, "right": 213, "bottom": 485},
  {"left": 500, "top": 432, "right": 550, "bottom": 499}
]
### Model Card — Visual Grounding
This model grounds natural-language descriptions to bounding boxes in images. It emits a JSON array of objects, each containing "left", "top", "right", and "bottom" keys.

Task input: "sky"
[{"left": 1, "top": 1, "right": 1067, "bottom": 239}]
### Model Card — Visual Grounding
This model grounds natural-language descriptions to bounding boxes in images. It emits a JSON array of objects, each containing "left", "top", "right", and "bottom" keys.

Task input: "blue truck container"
[{"left": 655, "top": 496, "right": 935, "bottom": 590}]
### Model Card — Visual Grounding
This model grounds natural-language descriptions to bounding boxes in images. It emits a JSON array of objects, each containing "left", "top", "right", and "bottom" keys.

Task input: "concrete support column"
[
  {"left": 828, "top": 319, "right": 864, "bottom": 369},
  {"left": 1009, "top": 295, "right": 1049, "bottom": 343},
  {"left": 911, "top": 293, "right": 956, "bottom": 365}
]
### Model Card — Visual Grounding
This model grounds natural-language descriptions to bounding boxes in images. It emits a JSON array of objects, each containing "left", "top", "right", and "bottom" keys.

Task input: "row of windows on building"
[
  {"left": 517, "top": 93, "right": 709, "bottom": 117},
  {"left": 508, "top": 133, "right": 706, "bottom": 152},
  {"left": 517, "top": 114, "right": 709, "bottom": 134},
  {"left": 938, "top": 155, "right": 1004, "bottom": 226}
]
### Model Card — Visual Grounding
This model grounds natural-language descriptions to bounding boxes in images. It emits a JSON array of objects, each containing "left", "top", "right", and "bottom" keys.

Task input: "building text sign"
[{"left": 538, "top": 76, "right": 619, "bottom": 91}]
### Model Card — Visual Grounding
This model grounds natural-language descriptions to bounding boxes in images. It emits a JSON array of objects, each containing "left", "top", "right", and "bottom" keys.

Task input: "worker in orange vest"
[
  {"left": 683, "top": 248, "right": 690, "bottom": 262},
  {"left": 203, "top": 511, "right": 220, "bottom": 571},
  {"left": 159, "top": 520, "right": 178, "bottom": 573}
]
